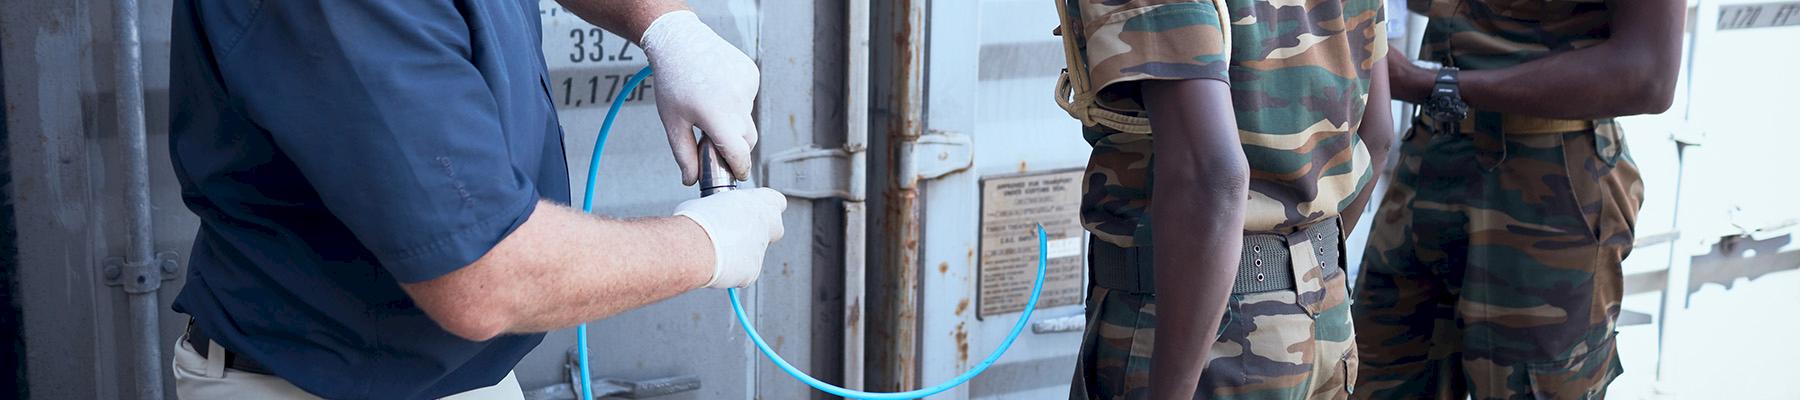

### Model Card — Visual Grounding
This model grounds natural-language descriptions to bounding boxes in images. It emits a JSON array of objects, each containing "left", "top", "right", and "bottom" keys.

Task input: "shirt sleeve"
[
  {"left": 1360, "top": 0, "right": 1391, "bottom": 71},
  {"left": 208, "top": 0, "right": 538, "bottom": 283},
  {"left": 1073, "top": 0, "right": 1233, "bottom": 98}
]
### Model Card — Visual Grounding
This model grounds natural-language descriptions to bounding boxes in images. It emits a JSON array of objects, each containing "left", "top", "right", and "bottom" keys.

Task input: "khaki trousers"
[{"left": 171, "top": 335, "right": 524, "bottom": 400}]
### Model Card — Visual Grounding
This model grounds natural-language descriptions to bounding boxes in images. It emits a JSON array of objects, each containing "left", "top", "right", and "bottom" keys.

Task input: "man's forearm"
[
  {"left": 405, "top": 201, "right": 715, "bottom": 341},
  {"left": 1341, "top": 57, "right": 1394, "bottom": 233},
  {"left": 1142, "top": 79, "right": 1248, "bottom": 400},
  {"left": 1390, "top": 0, "right": 1683, "bottom": 119},
  {"left": 557, "top": 0, "right": 690, "bottom": 42}
]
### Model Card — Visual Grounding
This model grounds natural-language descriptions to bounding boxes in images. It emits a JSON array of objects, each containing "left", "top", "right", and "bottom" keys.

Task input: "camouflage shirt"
[
  {"left": 1065, "top": 0, "right": 1388, "bottom": 247},
  {"left": 1412, "top": 0, "right": 1610, "bottom": 69}
]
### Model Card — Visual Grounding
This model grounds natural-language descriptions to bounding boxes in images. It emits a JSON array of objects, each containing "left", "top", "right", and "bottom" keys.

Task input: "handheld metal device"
[{"left": 696, "top": 136, "right": 737, "bottom": 197}]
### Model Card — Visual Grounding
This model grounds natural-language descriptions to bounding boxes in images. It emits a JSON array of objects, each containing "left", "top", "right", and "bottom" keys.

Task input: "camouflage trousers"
[
  {"left": 1352, "top": 119, "right": 1643, "bottom": 400},
  {"left": 1071, "top": 243, "right": 1358, "bottom": 399}
]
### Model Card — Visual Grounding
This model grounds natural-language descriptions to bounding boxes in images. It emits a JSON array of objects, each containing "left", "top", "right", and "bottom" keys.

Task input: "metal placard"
[
  {"left": 1719, "top": 2, "right": 1800, "bottom": 30},
  {"left": 978, "top": 170, "right": 1086, "bottom": 317}
]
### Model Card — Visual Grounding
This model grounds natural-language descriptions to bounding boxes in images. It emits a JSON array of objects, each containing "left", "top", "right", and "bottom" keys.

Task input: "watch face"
[{"left": 1426, "top": 95, "right": 1467, "bottom": 122}]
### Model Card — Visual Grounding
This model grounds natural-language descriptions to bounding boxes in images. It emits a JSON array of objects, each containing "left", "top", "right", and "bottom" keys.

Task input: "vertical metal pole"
[
  {"left": 843, "top": 0, "right": 871, "bottom": 391},
  {"left": 1654, "top": 0, "right": 1712, "bottom": 393},
  {"left": 110, "top": 0, "right": 164, "bottom": 397},
  {"left": 876, "top": 0, "right": 926, "bottom": 391}
]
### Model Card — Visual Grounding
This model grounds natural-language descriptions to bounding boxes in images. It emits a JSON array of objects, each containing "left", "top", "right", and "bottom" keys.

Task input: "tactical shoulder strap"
[{"left": 1052, "top": 0, "right": 1232, "bottom": 136}]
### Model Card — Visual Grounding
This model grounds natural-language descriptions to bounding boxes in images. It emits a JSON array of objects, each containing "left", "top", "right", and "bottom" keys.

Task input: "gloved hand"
[
  {"left": 673, "top": 188, "right": 787, "bottom": 288},
  {"left": 640, "top": 10, "right": 760, "bottom": 186}
]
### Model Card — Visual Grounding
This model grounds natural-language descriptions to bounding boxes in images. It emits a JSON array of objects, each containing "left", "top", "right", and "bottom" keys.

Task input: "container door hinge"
[
  {"left": 907, "top": 130, "right": 974, "bottom": 182},
  {"left": 763, "top": 144, "right": 861, "bottom": 200},
  {"left": 104, "top": 251, "right": 181, "bottom": 294},
  {"left": 522, "top": 348, "right": 703, "bottom": 400}
]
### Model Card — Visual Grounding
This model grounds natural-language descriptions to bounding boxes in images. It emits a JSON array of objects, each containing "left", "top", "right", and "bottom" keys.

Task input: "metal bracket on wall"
[
  {"left": 1670, "top": 125, "right": 1706, "bottom": 147},
  {"left": 763, "top": 131, "right": 970, "bottom": 199},
  {"left": 103, "top": 251, "right": 180, "bottom": 294},
  {"left": 1030, "top": 314, "right": 1086, "bottom": 335},
  {"left": 763, "top": 145, "right": 856, "bottom": 200},
  {"left": 907, "top": 130, "right": 974, "bottom": 182},
  {"left": 521, "top": 348, "right": 702, "bottom": 400}
]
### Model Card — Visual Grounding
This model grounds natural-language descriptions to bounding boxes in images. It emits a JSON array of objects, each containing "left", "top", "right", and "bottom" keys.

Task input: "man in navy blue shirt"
[{"left": 168, "top": 0, "right": 787, "bottom": 398}]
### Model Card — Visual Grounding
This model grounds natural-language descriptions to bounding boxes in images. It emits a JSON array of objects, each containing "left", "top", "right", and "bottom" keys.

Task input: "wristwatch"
[{"left": 1422, "top": 65, "right": 1468, "bottom": 130}]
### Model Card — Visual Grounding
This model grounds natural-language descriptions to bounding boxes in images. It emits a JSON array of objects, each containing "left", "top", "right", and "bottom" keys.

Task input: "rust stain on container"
[
  {"left": 873, "top": 0, "right": 927, "bottom": 391},
  {"left": 955, "top": 298, "right": 969, "bottom": 316},
  {"left": 847, "top": 298, "right": 862, "bottom": 326},
  {"left": 954, "top": 322, "right": 970, "bottom": 365},
  {"left": 1018, "top": 160, "right": 1029, "bottom": 173},
  {"left": 938, "top": 261, "right": 948, "bottom": 274}
]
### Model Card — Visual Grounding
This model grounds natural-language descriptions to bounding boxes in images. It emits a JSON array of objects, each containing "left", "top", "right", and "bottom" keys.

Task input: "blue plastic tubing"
[{"left": 579, "top": 66, "right": 1047, "bottom": 400}]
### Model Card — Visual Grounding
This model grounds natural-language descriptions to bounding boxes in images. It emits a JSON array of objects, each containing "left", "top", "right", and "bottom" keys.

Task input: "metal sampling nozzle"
[{"left": 697, "top": 136, "right": 738, "bottom": 197}]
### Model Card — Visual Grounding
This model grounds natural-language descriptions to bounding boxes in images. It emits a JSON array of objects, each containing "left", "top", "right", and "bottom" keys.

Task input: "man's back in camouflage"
[
  {"left": 1056, "top": 0, "right": 1390, "bottom": 398},
  {"left": 1351, "top": 0, "right": 1683, "bottom": 398}
]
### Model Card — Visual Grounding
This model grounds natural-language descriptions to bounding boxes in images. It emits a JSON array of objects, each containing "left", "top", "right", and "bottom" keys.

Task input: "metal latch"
[
  {"left": 1031, "top": 314, "right": 1086, "bottom": 334},
  {"left": 523, "top": 348, "right": 702, "bottom": 400},
  {"left": 1670, "top": 124, "right": 1706, "bottom": 147},
  {"left": 763, "top": 130, "right": 971, "bottom": 199},
  {"left": 906, "top": 130, "right": 974, "bottom": 182},
  {"left": 103, "top": 251, "right": 181, "bottom": 294},
  {"left": 762, "top": 145, "right": 856, "bottom": 200}
]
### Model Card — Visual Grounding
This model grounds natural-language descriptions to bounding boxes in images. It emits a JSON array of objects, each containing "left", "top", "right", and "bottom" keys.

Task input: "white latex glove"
[
  {"left": 673, "top": 188, "right": 787, "bottom": 288},
  {"left": 640, "top": 10, "right": 760, "bottom": 186}
]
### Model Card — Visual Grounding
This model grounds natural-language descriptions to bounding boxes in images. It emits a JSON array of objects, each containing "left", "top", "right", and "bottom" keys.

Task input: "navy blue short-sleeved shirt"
[{"left": 169, "top": 0, "right": 567, "bottom": 398}]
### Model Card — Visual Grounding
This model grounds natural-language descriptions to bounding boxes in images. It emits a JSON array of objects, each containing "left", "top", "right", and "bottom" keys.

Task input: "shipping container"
[{"left": 3, "top": 0, "right": 1797, "bottom": 399}]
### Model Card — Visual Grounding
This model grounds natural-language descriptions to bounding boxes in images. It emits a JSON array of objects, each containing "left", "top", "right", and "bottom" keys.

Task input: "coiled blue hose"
[{"left": 580, "top": 65, "right": 1046, "bottom": 400}]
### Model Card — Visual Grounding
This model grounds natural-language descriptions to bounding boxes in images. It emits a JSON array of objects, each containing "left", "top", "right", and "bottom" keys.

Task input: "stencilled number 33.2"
[{"left": 568, "top": 28, "right": 635, "bottom": 63}]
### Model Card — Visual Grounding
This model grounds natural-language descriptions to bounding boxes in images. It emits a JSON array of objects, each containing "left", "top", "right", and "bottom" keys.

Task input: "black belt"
[
  {"left": 1090, "top": 217, "right": 1342, "bottom": 294},
  {"left": 184, "top": 321, "right": 275, "bottom": 375}
]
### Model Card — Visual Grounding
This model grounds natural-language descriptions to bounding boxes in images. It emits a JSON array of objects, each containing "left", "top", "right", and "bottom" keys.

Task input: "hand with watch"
[
  {"left": 1386, "top": 50, "right": 1468, "bottom": 132},
  {"left": 1417, "top": 59, "right": 1468, "bottom": 132}
]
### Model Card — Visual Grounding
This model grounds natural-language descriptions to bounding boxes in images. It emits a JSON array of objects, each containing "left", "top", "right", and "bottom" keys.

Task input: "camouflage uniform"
[
  {"left": 1352, "top": 1, "right": 1645, "bottom": 399},
  {"left": 1057, "top": 0, "right": 1387, "bottom": 398}
]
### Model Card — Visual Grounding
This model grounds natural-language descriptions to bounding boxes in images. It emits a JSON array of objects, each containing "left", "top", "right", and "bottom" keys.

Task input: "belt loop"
[
  {"left": 1130, "top": 245, "right": 1155, "bottom": 293},
  {"left": 1473, "top": 111, "right": 1510, "bottom": 171},
  {"left": 205, "top": 340, "right": 228, "bottom": 377},
  {"left": 1485, "top": 130, "right": 1510, "bottom": 172}
]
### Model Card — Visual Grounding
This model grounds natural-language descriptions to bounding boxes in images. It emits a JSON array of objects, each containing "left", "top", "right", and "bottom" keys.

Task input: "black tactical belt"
[
  {"left": 184, "top": 320, "right": 275, "bottom": 375},
  {"left": 1090, "top": 217, "right": 1342, "bottom": 295}
]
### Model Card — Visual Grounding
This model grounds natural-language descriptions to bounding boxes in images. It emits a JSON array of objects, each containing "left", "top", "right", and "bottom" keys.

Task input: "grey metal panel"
[
  {"left": 5, "top": 0, "right": 192, "bottom": 397},
  {"left": 517, "top": 1, "right": 844, "bottom": 399},
  {"left": 0, "top": 2, "right": 114, "bottom": 396},
  {"left": 912, "top": 0, "right": 1092, "bottom": 398},
  {"left": 754, "top": 0, "right": 847, "bottom": 399}
]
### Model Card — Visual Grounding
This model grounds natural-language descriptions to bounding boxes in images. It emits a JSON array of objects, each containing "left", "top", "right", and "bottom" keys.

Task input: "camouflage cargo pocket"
[
  {"left": 1523, "top": 334, "right": 1622, "bottom": 400},
  {"left": 1069, "top": 287, "right": 1150, "bottom": 400},
  {"left": 1072, "top": 286, "right": 1233, "bottom": 400}
]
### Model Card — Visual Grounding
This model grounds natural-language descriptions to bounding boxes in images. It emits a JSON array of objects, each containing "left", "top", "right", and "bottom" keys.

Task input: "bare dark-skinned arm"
[
  {"left": 1142, "top": 78, "right": 1249, "bottom": 400},
  {"left": 1340, "top": 56, "right": 1394, "bottom": 234},
  {"left": 1389, "top": 0, "right": 1684, "bottom": 118}
]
